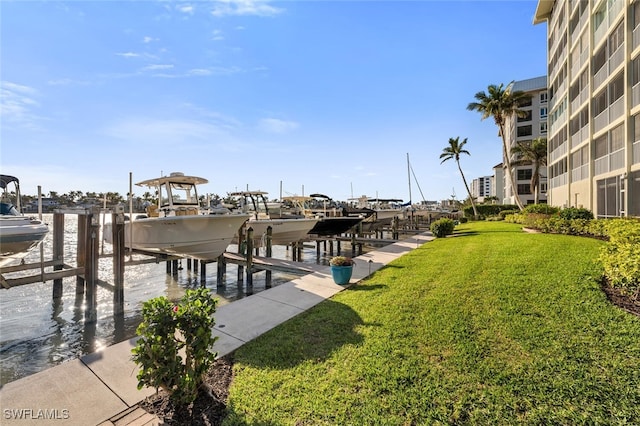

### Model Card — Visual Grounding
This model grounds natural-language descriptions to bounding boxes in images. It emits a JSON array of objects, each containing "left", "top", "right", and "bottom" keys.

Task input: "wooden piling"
[
  {"left": 246, "top": 227, "right": 254, "bottom": 287},
  {"left": 217, "top": 254, "right": 225, "bottom": 286},
  {"left": 112, "top": 213, "right": 125, "bottom": 314},
  {"left": 265, "top": 226, "right": 272, "bottom": 287},
  {"left": 52, "top": 213, "right": 65, "bottom": 299}
]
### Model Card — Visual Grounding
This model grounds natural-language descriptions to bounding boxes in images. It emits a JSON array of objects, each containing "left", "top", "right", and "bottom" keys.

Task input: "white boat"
[
  {"left": 280, "top": 195, "right": 365, "bottom": 236},
  {"left": 0, "top": 175, "right": 49, "bottom": 264},
  {"left": 348, "top": 196, "right": 406, "bottom": 232},
  {"left": 228, "top": 191, "right": 320, "bottom": 246},
  {"left": 103, "top": 172, "right": 249, "bottom": 261}
]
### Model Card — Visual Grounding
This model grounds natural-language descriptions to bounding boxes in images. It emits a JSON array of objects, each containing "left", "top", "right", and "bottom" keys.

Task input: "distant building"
[
  {"left": 534, "top": 0, "right": 640, "bottom": 217},
  {"left": 471, "top": 176, "right": 493, "bottom": 203},
  {"left": 501, "top": 75, "right": 549, "bottom": 206}
]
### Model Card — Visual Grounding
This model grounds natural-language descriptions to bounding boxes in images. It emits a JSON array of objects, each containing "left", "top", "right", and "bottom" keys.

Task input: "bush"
[
  {"left": 522, "top": 204, "right": 560, "bottom": 215},
  {"left": 558, "top": 207, "right": 594, "bottom": 220},
  {"left": 598, "top": 219, "right": 640, "bottom": 299},
  {"left": 499, "top": 209, "right": 518, "bottom": 219},
  {"left": 459, "top": 217, "right": 468, "bottom": 223},
  {"left": 132, "top": 288, "right": 219, "bottom": 405},
  {"left": 463, "top": 204, "right": 518, "bottom": 218},
  {"left": 430, "top": 218, "right": 455, "bottom": 238}
]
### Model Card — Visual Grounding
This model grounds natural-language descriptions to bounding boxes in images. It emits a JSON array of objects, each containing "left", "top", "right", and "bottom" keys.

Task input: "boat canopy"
[
  {"left": 0, "top": 175, "right": 20, "bottom": 190},
  {"left": 135, "top": 172, "right": 208, "bottom": 188}
]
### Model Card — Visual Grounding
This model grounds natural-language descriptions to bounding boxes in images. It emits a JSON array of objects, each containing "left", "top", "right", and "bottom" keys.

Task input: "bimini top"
[
  {"left": 228, "top": 191, "right": 269, "bottom": 197},
  {"left": 0, "top": 175, "right": 20, "bottom": 190},
  {"left": 135, "top": 172, "right": 208, "bottom": 188}
]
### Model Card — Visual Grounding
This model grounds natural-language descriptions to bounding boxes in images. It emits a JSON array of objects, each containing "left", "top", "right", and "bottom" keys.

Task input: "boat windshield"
[
  {"left": 160, "top": 182, "right": 199, "bottom": 207},
  {"left": 0, "top": 202, "right": 19, "bottom": 216}
]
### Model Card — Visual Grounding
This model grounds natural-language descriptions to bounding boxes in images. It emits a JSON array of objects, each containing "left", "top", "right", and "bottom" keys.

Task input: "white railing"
[
  {"left": 594, "top": 108, "right": 608, "bottom": 133},
  {"left": 550, "top": 142, "right": 568, "bottom": 163},
  {"left": 593, "top": 63, "right": 608, "bottom": 89},
  {"left": 634, "top": 25, "right": 640, "bottom": 52},
  {"left": 594, "top": 19, "right": 609, "bottom": 47},
  {"left": 570, "top": 125, "right": 588, "bottom": 150},
  {"left": 609, "top": 148, "right": 625, "bottom": 171},
  {"left": 634, "top": 140, "right": 640, "bottom": 164},
  {"left": 632, "top": 83, "right": 640, "bottom": 109},
  {"left": 571, "top": 164, "right": 589, "bottom": 182},
  {"left": 609, "top": 43, "right": 625, "bottom": 73},
  {"left": 557, "top": 80, "right": 567, "bottom": 98},
  {"left": 608, "top": 0, "right": 623, "bottom": 25},
  {"left": 609, "top": 96, "right": 624, "bottom": 121},
  {"left": 551, "top": 174, "right": 568, "bottom": 189},
  {"left": 595, "top": 156, "right": 608, "bottom": 175}
]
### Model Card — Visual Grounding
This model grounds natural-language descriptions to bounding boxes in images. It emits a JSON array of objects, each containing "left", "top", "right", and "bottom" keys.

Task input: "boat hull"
[
  {"left": 105, "top": 214, "right": 249, "bottom": 261},
  {"left": 0, "top": 216, "right": 49, "bottom": 256},
  {"left": 308, "top": 217, "right": 363, "bottom": 236},
  {"left": 238, "top": 218, "right": 320, "bottom": 246}
]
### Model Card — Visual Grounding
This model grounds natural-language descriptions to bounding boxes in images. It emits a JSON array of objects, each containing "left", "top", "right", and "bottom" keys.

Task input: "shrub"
[
  {"left": 499, "top": 209, "right": 518, "bottom": 220},
  {"left": 522, "top": 204, "right": 560, "bottom": 215},
  {"left": 459, "top": 217, "right": 468, "bottom": 223},
  {"left": 330, "top": 256, "right": 354, "bottom": 266},
  {"left": 430, "top": 218, "right": 455, "bottom": 238},
  {"left": 558, "top": 207, "right": 594, "bottom": 220},
  {"left": 132, "top": 288, "right": 219, "bottom": 405},
  {"left": 463, "top": 204, "right": 518, "bottom": 218},
  {"left": 598, "top": 219, "right": 640, "bottom": 299}
]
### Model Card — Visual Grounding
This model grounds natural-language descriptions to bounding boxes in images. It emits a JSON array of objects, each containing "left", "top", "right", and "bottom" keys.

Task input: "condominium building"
[
  {"left": 501, "top": 76, "right": 549, "bottom": 206},
  {"left": 471, "top": 176, "right": 494, "bottom": 202},
  {"left": 534, "top": 0, "right": 640, "bottom": 217}
]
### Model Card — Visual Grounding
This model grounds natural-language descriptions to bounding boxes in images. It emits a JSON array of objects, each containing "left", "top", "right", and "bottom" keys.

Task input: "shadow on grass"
[
  {"left": 232, "top": 299, "right": 364, "bottom": 370},
  {"left": 348, "top": 283, "right": 388, "bottom": 292}
]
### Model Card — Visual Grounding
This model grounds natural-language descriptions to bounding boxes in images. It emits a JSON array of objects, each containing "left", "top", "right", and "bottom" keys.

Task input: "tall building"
[
  {"left": 501, "top": 76, "right": 549, "bottom": 206},
  {"left": 471, "top": 176, "right": 493, "bottom": 202},
  {"left": 534, "top": 0, "right": 640, "bottom": 217}
]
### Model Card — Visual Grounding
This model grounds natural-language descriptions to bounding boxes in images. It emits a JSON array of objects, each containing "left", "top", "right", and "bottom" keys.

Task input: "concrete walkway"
[{"left": 0, "top": 232, "right": 434, "bottom": 426}]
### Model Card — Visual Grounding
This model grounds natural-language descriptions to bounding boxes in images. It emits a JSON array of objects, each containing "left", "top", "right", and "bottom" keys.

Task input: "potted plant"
[{"left": 329, "top": 256, "right": 355, "bottom": 285}]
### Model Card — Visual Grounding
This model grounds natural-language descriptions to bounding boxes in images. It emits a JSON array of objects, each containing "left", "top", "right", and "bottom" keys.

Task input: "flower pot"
[{"left": 331, "top": 265, "right": 353, "bottom": 285}]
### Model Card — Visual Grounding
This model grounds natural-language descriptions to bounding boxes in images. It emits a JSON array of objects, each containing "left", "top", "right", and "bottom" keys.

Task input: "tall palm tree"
[
  {"left": 440, "top": 137, "right": 478, "bottom": 219},
  {"left": 512, "top": 137, "right": 548, "bottom": 205},
  {"left": 467, "top": 82, "right": 532, "bottom": 211}
]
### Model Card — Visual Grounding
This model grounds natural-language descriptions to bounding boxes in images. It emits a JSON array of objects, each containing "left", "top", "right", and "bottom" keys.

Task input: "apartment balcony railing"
[
  {"left": 634, "top": 25, "right": 640, "bottom": 52},
  {"left": 594, "top": 148, "right": 625, "bottom": 175},
  {"left": 550, "top": 142, "right": 568, "bottom": 163},
  {"left": 570, "top": 125, "right": 589, "bottom": 150},
  {"left": 634, "top": 140, "right": 640, "bottom": 164},
  {"left": 593, "top": 96, "right": 624, "bottom": 134},
  {"left": 570, "top": 47, "right": 588, "bottom": 79},
  {"left": 592, "top": 43, "right": 623, "bottom": 92},
  {"left": 609, "top": 0, "right": 623, "bottom": 24},
  {"left": 571, "top": 164, "right": 589, "bottom": 182},
  {"left": 551, "top": 173, "right": 568, "bottom": 189},
  {"left": 570, "top": 86, "right": 589, "bottom": 112},
  {"left": 570, "top": 9, "right": 589, "bottom": 45},
  {"left": 594, "top": 20, "right": 608, "bottom": 48}
]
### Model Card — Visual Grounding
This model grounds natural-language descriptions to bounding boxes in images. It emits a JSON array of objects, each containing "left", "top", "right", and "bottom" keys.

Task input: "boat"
[
  {"left": 348, "top": 196, "right": 406, "bottom": 232},
  {"left": 281, "top": 194, "right": 366, "bottom": 236},
  {"left": 228, "top": 191, "right": 320, "bottom": 246},
  {"left": 103, "top": 172, "right": 250, "bottom": 261},
  {"left": 0, "top": 175, "right": 49, "bottom": 264}
]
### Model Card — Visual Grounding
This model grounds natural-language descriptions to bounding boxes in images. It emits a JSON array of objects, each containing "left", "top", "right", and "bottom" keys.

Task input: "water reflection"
[{"left": 0, "top": 213, "right": 356, "bottom": 386}]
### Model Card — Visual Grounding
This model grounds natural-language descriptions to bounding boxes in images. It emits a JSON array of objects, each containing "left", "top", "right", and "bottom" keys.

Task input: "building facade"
[
  {"left": 535, "top": 0, "right": 640, "bottom": 217},
  {"left": 471, "top": 176, "right": 494, "bottom": 202},
  {"left": 501, "top": 76, "right": 549, "bottom": 206}
]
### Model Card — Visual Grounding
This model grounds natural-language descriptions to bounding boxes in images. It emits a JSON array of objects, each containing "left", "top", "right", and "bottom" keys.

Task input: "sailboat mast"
[{"left": 407, "top": 153, "right": 412, "bottom": 205}]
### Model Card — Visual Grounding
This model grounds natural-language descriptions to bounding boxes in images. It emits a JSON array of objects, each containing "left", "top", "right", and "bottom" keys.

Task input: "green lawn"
[{"left": 222, "top": 221, "right": 640, "bottom": 425}]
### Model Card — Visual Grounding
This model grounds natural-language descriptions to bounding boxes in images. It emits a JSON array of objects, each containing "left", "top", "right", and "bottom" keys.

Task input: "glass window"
[
  {"left": 517, "top": 125, "right": 532, "bottom": 137},
  {"left": 540, "top": 107, "right": 548, "bottom": 118},
  {"left": 610, "top": 124, "right": 624, "bottom": 152},
  {"left": 540, "top": 122, "right": 548, "bottom": 134},
  {"left": 517, "top": 169, "right": 533, "bottom": 181},
  {"left": 540, "top": 92, "right": 548, "bottom": 103}
]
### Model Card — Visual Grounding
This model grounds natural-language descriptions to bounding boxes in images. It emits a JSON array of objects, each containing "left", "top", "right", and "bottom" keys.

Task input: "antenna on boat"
[{"left": 407, "top": 153, "right": 412, "bottom": 206}]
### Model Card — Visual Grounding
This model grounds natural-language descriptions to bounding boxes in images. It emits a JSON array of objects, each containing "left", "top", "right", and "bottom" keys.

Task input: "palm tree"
[
  {"left": 512, "top": 137, "right": 548, "bottom": 205},
  {"left": 440, "top": 137, "right": 478, "bottom": 219},
  {"left": 467, "top": 82, "right": 532, "bottom": 211}
]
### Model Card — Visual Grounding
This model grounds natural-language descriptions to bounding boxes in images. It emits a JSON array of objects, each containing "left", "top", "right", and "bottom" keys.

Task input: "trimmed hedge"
[
  {"left": 463, "top": 204, "right": 519, "bottom": 218},
  {"left": 430, "top": 218, "right": 455, "bottom": 238}
]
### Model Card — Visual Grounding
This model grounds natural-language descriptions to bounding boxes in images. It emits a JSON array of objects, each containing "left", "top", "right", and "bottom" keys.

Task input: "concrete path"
[{"left": 0, "top": 232, "right": 433, "bottom": 426}]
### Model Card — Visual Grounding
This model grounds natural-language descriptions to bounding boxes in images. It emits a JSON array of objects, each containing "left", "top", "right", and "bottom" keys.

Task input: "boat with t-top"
[{"left": 103, "top": 172, "right": 249, "bottom": 261}]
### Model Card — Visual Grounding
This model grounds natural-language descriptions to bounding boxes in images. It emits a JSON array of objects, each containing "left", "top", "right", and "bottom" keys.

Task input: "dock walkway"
[{"left": 0, "top": 232, "right": 434, "bottom": 426}]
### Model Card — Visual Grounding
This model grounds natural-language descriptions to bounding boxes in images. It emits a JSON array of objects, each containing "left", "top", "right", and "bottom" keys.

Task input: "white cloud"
[
  {"left": 142, "top": 64, "right": 174, "bottom": 71},
  {"left": 258, "top": 118, "right": 299, "bottom": 134},
  {"left": 0, "top": 81, "right": 42, "bottom": 128},
  {"left": 142, "top": 36, "right": 159, "bottom": 43},
  {"left": 210, "top": 0, "right": 283, "bottom": 17},
  {"left": 116, "top": 52, "right": 140, "bottom": 58},
  {"left": 177, "top": 4, "right": 195, "bottom": 15},
  {"left": 212, "top": 29, "right": 224, "bottom": 41}
]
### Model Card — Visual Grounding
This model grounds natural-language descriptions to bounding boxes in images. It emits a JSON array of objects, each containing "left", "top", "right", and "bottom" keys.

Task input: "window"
[
  {"left": 517, "top": 125, "right": 532, "bottom": 137},
  {"left": 540, "top": 92, "right": 548, "bottom": 103},
  {"left": 540, "top": 107, "right": 548, "bottom": 118},
  {"left": 518, "top": 110, "right": 533, "bottom": 122},
  {"left": 517, "top": 169, "right": 533, "bottom": 181},
  {"left": 540, "top": 122, "right": 548, "bottom": 134},
  {"left": 517, "top": 184, "right": 532, "bottom": 195}
]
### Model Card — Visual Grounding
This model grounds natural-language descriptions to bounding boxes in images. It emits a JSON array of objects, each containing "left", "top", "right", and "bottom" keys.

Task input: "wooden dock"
[{"left": 222, "top": 252, "right": 326, "bottom": 275}]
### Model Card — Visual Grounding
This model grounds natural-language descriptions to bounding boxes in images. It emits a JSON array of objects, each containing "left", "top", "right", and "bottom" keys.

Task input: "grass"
[{"left": 222, "top": 221, "right": 640, "bottom": 425}]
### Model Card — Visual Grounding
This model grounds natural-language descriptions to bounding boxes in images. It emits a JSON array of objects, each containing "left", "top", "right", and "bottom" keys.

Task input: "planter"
[{"left": 331, "top": 265, "right": 353, "bottom": 285}]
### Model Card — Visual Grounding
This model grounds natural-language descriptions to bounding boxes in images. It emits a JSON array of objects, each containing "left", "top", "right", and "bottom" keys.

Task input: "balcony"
[
  {"left": 571, "top": 164, "right": 589, "bottom": 182},
  {"left": 550, "top": 142, "right": 568, "bottom": 163},
  {"left": 570, "top": 125, "right": 588, "bottom": 150},
  {"left": 634, "top": 25, "right": 640, "bottom": 52},
  {"left": 632, "top": 83, "right": 640, "bottom": 109},
  {"left": 595, "top": 148, "right": 626, "bottom": 175},
  {"left": 594, "top": 96, "right": 624, "bottom": 134},
  {"left": 634, "top": 140, "right": 640, "bottom": 165},
  {"left": 551, "top": 173, "right": 568, "bottom": 189},
  {"left": 570, "top": 9, "right": 588, "bottom": 45}
]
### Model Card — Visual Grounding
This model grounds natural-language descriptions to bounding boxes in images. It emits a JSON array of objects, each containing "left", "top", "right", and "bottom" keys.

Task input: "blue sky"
[{"left": 1, "top": 0, "right": 547, "bottom": 203}]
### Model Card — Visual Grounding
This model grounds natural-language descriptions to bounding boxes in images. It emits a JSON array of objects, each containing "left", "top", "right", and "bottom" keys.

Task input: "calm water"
[{"left": 0, "top": 213, "right": 353, "bottom": 386}]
